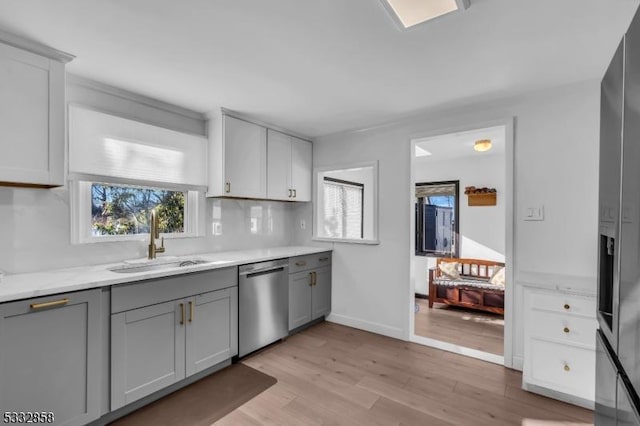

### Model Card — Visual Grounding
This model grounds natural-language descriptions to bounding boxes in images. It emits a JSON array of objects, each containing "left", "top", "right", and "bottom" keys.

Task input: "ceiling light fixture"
[
  {"left": 474, "top": 139, "right": 492, "bottom": 152},
  {"left": 381, "top": 0, "right": 470, "bottom": 30}
]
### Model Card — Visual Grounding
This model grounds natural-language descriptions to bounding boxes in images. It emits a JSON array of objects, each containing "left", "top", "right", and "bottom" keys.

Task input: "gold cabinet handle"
[
  {"left": 319, "top": 257, "right": 329, "bottom": 262},
  {"left": 189, "top": 301, "right": 194, "bottom": 323},
  {"left": 225, "top": 182, "right": 231, "bottom": 193},
  {"left": 293, "top": 189, "right": 297, "bottom": 198},
  {"left": 295, "top": 261, "right": 306, "bottom": 266},
  {"left": 563, "top": 304, "right": 570, "bottom": 310},
  {"left": 563, "top": 327, "right": 570, "bottom": 334},
  {"left": 179, "top": 303, "right": 185, "bottom": 325},
  {"left": 309, "top": 272, "right": 313, "bottom": 287},
  {"left": 30, "top": 298, "right": 69, "bottom": 310},
  {"left": 563, "top": 364, "right": 571, "bottom": 372},
  {"left": 289, "top": 189, "right": 292, "bottom": 198},
  {"left": 313, "top": 271, "right": 317, "bottom": 286}
]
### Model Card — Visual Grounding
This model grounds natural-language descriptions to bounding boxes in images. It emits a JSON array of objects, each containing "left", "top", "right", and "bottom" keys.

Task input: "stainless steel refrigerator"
[{"left": 596, "top": 6, "right": 640, "bottom": 425}]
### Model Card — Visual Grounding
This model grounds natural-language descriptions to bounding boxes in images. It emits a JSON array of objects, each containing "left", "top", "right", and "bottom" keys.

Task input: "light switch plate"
[{"left": 524, "top": 206, "right": 544, "bottom": 221}]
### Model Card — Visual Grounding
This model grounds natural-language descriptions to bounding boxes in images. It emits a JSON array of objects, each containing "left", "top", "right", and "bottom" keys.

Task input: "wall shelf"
[{"left": 467, "top": 192, "right": 497, "bottom": 206}]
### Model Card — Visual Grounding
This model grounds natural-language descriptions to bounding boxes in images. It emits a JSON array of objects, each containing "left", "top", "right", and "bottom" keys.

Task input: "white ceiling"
[
  {"left": 0, "top": 0, "right": 636, "bottom": 137},
  {"left": 414, "top": 125, "right": 505, "bottom": 161}
]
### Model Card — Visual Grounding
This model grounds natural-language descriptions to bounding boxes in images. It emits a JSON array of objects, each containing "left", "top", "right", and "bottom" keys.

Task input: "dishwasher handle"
[{"left": 244, "top": 266, "right": 285, "bottom": 278}]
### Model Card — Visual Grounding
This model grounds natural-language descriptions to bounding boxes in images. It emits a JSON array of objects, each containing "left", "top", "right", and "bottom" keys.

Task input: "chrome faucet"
[{"left": 148, "top": 209, "right": 165, "bottom": 259}]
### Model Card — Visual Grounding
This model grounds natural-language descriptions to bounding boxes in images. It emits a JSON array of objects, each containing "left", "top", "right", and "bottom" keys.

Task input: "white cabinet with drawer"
[{"left": 523, "top": 287, "right": 597, "bottom": 409}]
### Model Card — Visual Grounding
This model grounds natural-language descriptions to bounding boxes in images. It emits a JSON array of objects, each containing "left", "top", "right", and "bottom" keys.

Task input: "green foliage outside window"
[{"left": 91, "top": 184, "right": 185, "bottom": 236}]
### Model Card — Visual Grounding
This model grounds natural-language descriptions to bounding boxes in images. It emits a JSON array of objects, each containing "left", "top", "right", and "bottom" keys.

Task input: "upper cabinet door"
[
  {"left": 223, "top": 115, "right": 267, "bottom": 198},
  {"left": 290, "top": 137, "right": 312, "bottom": 202},
  {"left": 0, "top": 42, "right": 66, "bottom": 187},
  {"left": 267, "top": 129, "right": 292, "bottom": 201}
]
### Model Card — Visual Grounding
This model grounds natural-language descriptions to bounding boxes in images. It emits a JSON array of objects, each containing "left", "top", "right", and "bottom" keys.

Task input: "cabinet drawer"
[
  {"left": 112, "top": 267, "right": 237, "bottom": 313},
  {"left": 289, "top": 252, "right": 331, "bottom": 274},
  {"left": 529, "top": 292, "right": 596, "bottom": 317},
  {"left": 528, "top": 339, "right": 595, "bottom": 401},
  {"left": 530, "top": 310, "right": 597, "bottom": 348}
]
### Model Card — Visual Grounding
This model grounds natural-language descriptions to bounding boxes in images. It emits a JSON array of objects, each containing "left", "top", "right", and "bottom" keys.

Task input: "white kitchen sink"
[{"left": 108, "top": 258, "right": 211, "bottom": 274}]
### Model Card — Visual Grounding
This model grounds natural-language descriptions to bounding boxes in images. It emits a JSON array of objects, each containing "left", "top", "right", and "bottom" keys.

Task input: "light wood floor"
[
  {"left": 414, "top": 298, "right": 504, "bottom": 355},
  {"left": 216, "top": 321, "right": 592, "bottom": 426}
]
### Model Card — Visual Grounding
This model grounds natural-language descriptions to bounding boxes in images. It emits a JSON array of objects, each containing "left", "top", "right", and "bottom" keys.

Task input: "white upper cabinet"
[
  {"left": 290, "top": 136, "right": 312, "bottom": 202},
  {"left": 208, "top": 114, "right": 267, "bottom": 198},
  {"left": 267, "top": 129, "right": 292, "bottom": 201},
  {"left": 208, "top": 111, "right": 311, "bottom": 201},
  {"left": 0, "top": 33, "right": 72, "bottom": 187},
  {"left": 267, "top": 129, "right": 312, "bottom": 202}
]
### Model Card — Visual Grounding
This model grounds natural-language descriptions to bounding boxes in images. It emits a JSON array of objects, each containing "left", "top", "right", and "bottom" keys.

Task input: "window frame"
[
  {"left": 415, "top": 180, "right": 460, "bottom": 257},
  {"left": 70, "top": 179, "right": 202, "bottom": 244},
  {"left": 322, "top": 176, "right": 365, "bottom": 239}
]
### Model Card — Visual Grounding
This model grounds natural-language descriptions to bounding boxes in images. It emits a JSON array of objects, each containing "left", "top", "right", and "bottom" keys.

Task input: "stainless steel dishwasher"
[{"left": 238, "top": 259, "right": 289, "bottom": 357}]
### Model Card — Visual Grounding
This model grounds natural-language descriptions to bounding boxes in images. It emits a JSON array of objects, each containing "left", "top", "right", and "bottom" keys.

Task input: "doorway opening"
[{"left": 409, "top": 121, "right": 514, "bottom": 366}]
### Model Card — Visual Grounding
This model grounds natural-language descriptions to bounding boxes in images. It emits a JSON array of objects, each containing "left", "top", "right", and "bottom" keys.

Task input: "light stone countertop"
[{"left": 0, "top": 246, "right": 331, "bottom": 303}]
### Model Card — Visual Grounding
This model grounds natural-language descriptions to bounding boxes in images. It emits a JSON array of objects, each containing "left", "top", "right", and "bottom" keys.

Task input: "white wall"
[
  {"left": 414, "top": 153, "right": 506, "bottom": 294},
  {"left": 0, "top": 78, "right": 295, "bottom": 274},
  {"left": 297, "top": 80, "right": 600, "bottom": 366}
]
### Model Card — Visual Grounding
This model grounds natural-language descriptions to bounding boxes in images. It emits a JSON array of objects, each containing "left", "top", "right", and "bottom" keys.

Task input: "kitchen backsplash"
[{"left": 0, "top": 186, "right": 302, "bottom": 274}]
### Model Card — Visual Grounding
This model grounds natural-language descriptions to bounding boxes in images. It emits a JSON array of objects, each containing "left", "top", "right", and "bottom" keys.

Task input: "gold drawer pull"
[
  {"left": 563, "top": 327, "right": 570, "bottom": 334},
  {"left": 319, "top": 257, "right": 329, "bottom": 262},
  {"left": 564, "top": 364, "right": 571, "bottom": 372},
  {"left": 295, "top": 261, "right": 306, "bottom": 266},
  {"left": 30, "top": 298, "right": 69, "bottom": 310},
  {"left": 563, "top": 304, "right": 570, "bottom": 310}
]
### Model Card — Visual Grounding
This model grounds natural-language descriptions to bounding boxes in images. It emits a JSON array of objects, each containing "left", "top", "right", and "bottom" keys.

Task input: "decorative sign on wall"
[{"left": 464, "top": 186, "right": 497, "bottom": 206}]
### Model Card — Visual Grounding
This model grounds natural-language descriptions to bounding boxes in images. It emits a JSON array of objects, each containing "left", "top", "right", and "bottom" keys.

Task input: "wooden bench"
[{"left": 428, "top": 257, "right": 505, "bottom": 315}]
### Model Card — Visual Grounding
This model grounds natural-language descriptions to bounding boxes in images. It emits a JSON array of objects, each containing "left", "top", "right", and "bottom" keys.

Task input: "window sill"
[{"left": 312, "top": 237, "right": 380, "bottom": 245}]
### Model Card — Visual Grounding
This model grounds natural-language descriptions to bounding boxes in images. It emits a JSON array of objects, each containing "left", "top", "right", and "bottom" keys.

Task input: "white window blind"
[
  {"left": 323, "top": 178, "right": 363, "bottom": 239},
  {"left": 68, "top": 105, "right": 207, "bottom": 188}
]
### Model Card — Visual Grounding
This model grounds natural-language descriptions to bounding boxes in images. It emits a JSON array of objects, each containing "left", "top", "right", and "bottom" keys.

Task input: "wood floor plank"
[
  {"left": 504, "top": 385, "right": 594, "bottom": 423},
  {"left": 216, "top": 322, "right": 593, "bottom": 426},
  {"left": 415, "top": 298, "right": 504, "bottom": 355},
  {"left": 369, "top": 396, "right": 454, "bottom": 426}
]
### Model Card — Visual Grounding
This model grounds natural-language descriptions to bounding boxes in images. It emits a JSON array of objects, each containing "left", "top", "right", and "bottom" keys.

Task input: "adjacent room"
[{"left": 412, "top": 125, "right": 507, "bottom": 360}]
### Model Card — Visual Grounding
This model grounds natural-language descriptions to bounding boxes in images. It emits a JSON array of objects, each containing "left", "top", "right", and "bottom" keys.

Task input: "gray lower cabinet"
[
  {"left": 186, "top": 288, "right": 238, "bottom": 376},
  {"left": 110, "top": 300, "right": 186, "bottom": 410},
  {"left": 311, "top": 265, "right": 331, "bottom": 320},
  {"left": 288, "top": 253, "right": 332, "bottom": 331},
  {"left": 110, "top": 286, "right": 238, "bottom": 410},
  {"left": 0, "top": 289, "right": 102, "bottom": 426},
  {"left": 289, "top": 271, "right": 313, "bottom": 330}
]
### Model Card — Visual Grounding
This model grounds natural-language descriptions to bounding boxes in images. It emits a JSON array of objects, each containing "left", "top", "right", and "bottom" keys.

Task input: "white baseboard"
[
  {"left": 512, "top": 355, "right": 524, "bottom": 371},
  {"left": 410, "top": 334, "right": 504, "bottom": 365},
  {"left": 326, "top": 313, "right": 406, "bottom": 340}
]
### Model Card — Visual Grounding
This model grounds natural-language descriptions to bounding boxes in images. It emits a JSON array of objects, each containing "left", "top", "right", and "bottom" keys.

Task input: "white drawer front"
[
  {"left": 530, "top": 292, "right": 596, "bottom": 317},
  {"left": 530, "top": 310, "right": 597, "bottom": 348},
  {"left": 528, "top": 339, "right": 595, "bottom": 401}
]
